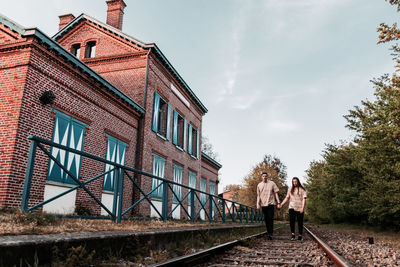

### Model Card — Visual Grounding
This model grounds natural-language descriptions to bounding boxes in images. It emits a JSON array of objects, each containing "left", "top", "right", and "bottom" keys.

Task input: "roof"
[
  {"left": 53, "top": 14, "right": 208, "bottom": 114},
  {"left": 0, "top": 14, "right": 145, "bottom": 115},
  {"left": 201, "top": 152, "right": 222, "bottom": 169}
]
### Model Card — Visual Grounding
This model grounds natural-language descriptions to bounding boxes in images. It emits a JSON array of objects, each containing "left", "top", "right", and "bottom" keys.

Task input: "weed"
[{"left": 12, "top": 210, "right": 56, "bottom": 226}]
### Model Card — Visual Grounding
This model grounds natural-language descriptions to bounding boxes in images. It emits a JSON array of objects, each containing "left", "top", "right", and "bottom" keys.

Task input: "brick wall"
[{"left": 0, "top": 35, "right": 141, "bottom": 214}]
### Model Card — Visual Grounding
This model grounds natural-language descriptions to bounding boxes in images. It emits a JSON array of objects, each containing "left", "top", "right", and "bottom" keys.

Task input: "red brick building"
[{"left": 0, "top": 0, "right": 221, "bottom": 219}]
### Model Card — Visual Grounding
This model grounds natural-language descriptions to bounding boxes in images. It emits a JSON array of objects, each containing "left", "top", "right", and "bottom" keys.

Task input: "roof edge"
[
  {"left": 201, "top": 152, "right": 222, "bottom": 169},
  {"left": 0, "top": 13, "right": 25, "bottom": 35}
]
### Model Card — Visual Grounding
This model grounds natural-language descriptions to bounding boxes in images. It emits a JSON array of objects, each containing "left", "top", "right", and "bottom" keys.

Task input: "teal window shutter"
[
  {"left": 188, "top": 124, "right": 193, "bottom": 155},
  {"left": 196, "top": 130, "right": 200, "bottom": 159},
  {"left": 152, "top": 154, "right": 165, "bottom": 198},
  {"left": 172, "top": 164, "right": 183, "bottom": 202},
  {"left": 200, "top": 178, "right": 206, "bottom": 205},
  {"left": 183, "top": 119, "right": 187, "bottom": 151},
  {"left": 166, "top": 104, "right": 171, "bottom": 140},
  {"left": 47, "top": 111, "right": 86, "bottom": 184},
  {"left": 152, "top": 92, "right": 160, "bottom": 132},
  {"left": 172, "top": 110, "right": 178, "bottom": 145},
  {"left": 103, "top": 135, "right": 127, "bottom": 191}
]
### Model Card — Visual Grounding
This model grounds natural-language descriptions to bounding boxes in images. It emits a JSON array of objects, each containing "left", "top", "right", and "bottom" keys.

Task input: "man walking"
[{"left": 256, "top": 172, "right": 280, "bottom": 240}]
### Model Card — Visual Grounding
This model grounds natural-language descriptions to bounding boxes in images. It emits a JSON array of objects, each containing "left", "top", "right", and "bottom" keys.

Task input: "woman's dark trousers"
[
  {"left": 289, "top": 208, "right": 304, "bottom": 235},
  {"left": 262, "top": 205, "right": 275, "bottom": 235}
]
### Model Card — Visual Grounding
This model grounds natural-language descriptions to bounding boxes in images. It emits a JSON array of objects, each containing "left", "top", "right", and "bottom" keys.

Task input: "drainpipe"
[{"left": 132, "top": 48, "right": 151, "bottom": 216}]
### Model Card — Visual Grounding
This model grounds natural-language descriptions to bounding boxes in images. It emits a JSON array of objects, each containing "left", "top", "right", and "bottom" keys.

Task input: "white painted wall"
[
  {"left": 150, "top": 199, "right": 162, "bottom": 218},
  {"left": 171, "top": 203, "right": 180, "bottom": 219},
  {"left": 43, "top": 184, "right": 76, "bottom": 214}
]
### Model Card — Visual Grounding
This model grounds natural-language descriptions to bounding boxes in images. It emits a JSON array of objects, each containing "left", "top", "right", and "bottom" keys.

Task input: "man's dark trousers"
[{"left": 262, "top": 205, "right": 275, "bottom": 235}]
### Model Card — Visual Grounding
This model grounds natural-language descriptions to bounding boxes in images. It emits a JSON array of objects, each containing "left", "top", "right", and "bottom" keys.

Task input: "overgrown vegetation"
[{"left": 305, "top": 0, "right": 400, "bottom": 230}]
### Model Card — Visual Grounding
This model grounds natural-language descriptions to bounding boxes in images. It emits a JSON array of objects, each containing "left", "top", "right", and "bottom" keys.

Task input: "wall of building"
[{"left": 0, "top": 35, "right": 141, "bottom": 214}]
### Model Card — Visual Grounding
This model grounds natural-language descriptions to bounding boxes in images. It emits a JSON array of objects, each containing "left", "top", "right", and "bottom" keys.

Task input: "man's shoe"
[
  {"left": 267, "top": 235, "right": 273, "bottom": 240},
  {"left": 298, "top": 236, "right": 303, "bottom": 241},
  {"left": 291, "top": 235, "right": 295, "bottom": 241}
]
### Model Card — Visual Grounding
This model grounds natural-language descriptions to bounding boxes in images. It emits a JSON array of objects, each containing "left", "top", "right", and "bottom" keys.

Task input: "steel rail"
[
  {"left": 304, "top": 225, "right": 351, "bottom": 267},
  {"left": 150, "top": 230, "right": 268, "bottom": 267},
  {"left": 152, "top": 225, "right": 351, "bottom": 267}
]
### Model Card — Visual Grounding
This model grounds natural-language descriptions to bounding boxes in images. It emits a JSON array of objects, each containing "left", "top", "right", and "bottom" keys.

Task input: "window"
[
  {"left": 47, "top": 111, "right": 87, "bottom": 184},
  {"left": 152, "top": 92, "right": 171, "bottom": 139},
  {"left": 210, "top": 182, "right": 216, "bottom": 217},
  {"left": 71, "top": 44, "right": 80, "bottom": 58},
  {"left": 151, "top": 154, "right": 166, "bottom": 198},
  {"left": 189, "top": 171, "right": 197, "bottom": 205},
  {"left": 103, "top": 135, "right": 127, "bottom": 191},
  {"left": 188, "top": 124, "right": 199, "bottom": 158},
  {"left": 200, "top": 178, "right": 207, "bottom": 205},
  {"left": 85, "top": 41, "right": 96, "bottom": 58},
  {"left": 172, "top": 164, "right": 183, "bottom": 202},
  {"left": 172, "top": 110, "right": 186, "bottom": 149}
]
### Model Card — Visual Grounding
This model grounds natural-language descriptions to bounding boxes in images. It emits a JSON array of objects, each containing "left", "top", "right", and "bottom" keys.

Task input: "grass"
[
  {"left": 309, "top": 222, "right": 400, "bottom": 249},
  {"left": 0, "top": 208, "right": 261, "bottom": 236}
]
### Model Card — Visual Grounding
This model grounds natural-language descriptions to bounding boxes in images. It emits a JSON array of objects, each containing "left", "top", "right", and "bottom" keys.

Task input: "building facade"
[{"left": 0, "top": 0, "right": 221, "bottom": 219}]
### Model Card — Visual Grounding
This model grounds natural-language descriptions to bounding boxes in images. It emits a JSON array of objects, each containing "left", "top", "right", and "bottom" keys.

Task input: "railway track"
[{"left": 153, "top": 225, "right": 350, "bottom": 267}]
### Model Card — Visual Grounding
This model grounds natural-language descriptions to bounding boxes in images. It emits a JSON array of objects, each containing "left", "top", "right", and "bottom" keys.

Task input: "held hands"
[{"left": 277, "top": 204, "right": 282, "bottom": 209}]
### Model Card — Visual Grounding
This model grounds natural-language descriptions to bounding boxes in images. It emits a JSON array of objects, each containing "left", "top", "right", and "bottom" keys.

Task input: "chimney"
[
  {"left": 58, "top": 14, "right": 75, "bottom": 31},
  {"left": 106, "top": 0, "right": 126, "bottom": 30}
]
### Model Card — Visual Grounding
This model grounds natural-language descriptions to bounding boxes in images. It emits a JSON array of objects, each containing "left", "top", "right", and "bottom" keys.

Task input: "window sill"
[
  {"left": 156, "top": 133, "right": 167, "bottom": 141},
  {"left": 102, "top": 190, "right": 114, "bottom": 194},
  {"left": 175, "top": 145, "right": 184, "bottom": 152},
  {"left": 46, "top": 180, "right": 77, "bottom": 188},
  {"left": 190, "top": 154, "right": 198, "bottom": 160}
]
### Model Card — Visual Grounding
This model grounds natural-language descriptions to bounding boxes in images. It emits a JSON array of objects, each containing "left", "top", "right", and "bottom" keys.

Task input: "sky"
[{"left": 2, "top": 0, "right": 399, "bottom": 192}]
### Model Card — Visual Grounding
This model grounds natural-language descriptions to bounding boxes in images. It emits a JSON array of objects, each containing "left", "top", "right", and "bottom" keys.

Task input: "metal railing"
[{"left": 21, "top": 136, "right": 263, "bottom": 223}]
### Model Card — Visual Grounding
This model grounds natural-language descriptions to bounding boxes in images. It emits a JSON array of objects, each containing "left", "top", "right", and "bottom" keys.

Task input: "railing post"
[
  {"left": 161, "top": 180, "right": 169, "bottom": 221},
  {"left": 250, "top": 208, "right": 254, "bottom": 223},
  {"left": 245, "top": 206, "right": 249, "bottom": 223},
  {"left": 116, "top": 168, "right": 124, "bottom": 224},
  {"left": 208, "top": 195, "right": 213, "bottom": 222},
  {"left": 112, "top": 166, "right": 119, "bottom": 221},
  {"left": 21, "top": 140, "right": 37, "bottom": 212},
  {"left": 190, "top": 189, "right": 195, "bottom": 222},
  {"left": 221, "top": 198, "right": 226, "bottom": 223},
  {"left": 239, "top": 204, "right": 243, "bottom": 223},
  {"left": 232, "top": 202, "right": 236, "bottom": 222}
]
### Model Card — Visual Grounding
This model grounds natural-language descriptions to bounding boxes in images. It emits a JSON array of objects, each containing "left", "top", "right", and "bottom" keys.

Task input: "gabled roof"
[
  {"left": 0, "top": 14, "right": 145, "bottom": 115},
  {"left": 53, "top": 14, "right": 208, "bottom": 114}
]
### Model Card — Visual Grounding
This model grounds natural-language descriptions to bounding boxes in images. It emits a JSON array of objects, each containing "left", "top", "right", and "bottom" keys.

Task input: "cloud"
[{"left": 216, "top": 2, "right": 250, "bottom": 102}]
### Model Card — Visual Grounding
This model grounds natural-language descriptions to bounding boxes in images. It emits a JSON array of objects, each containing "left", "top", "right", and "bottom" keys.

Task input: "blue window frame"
[
  {"left": 103, "top": 135, "right": 127, "bottom": 191},
  {"left": 172, "top": 110, "right": 187, "bottom": 150},
  {"left": 172, "top": 164, "right": 183, "bottom": 202},
  {"left": 188, "top": 124, "right": 199, "bottom": 159},
  {"left": 152, "top": 92, "right": 171, "bottom": 139},
  {"left": 152, "top": 154, "right": 166, "bottom": 198},
  {"left": 47, "top": 111, "right": 87, "bottom": 184},
  {"left": 200, "top": 178, "right": 207, "bottom": 205}
]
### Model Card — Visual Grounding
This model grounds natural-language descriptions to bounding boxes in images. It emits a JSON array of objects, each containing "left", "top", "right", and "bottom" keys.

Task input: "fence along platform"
[{"left": 21, "top": 136, "right": 263, "bottom": 223}]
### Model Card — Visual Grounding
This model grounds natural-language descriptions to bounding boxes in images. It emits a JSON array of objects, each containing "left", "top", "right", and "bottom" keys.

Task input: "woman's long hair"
[{"left": 290, "top": 177, "right": 305, "bottom": 194}]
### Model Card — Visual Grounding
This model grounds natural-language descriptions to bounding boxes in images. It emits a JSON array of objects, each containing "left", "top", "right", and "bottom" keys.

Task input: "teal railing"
[{"left": 21, "top": 136, "right": 263, "bottom": 223}]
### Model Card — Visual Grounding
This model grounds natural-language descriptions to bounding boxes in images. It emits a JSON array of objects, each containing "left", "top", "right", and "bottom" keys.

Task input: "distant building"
[{"left": 0, "top": 0, "right": 221, "bottom": 219}]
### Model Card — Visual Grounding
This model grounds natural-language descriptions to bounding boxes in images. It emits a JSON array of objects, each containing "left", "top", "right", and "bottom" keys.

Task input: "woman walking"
[{"left": 278, "top": 177, "right": 307, "bottom": 241}]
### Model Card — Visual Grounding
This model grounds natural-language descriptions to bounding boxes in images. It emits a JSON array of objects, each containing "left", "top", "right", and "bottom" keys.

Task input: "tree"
[
  {"left": 343, "top": 75, "right": 400, "bottom": 228},
  {"left": 223, "top": 184, "right": 242, "bottom": 202},
  {"left": 201, "top": 135, "right": 219, "bottom": 161},
  {"left": 239, "top": 155, "right": 288, "bottom": 219}
]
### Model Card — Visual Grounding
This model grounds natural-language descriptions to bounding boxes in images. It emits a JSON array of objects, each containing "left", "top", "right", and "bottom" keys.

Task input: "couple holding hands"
[{"left": 256, "top": 172, "right": 307, "bottom": 241}]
